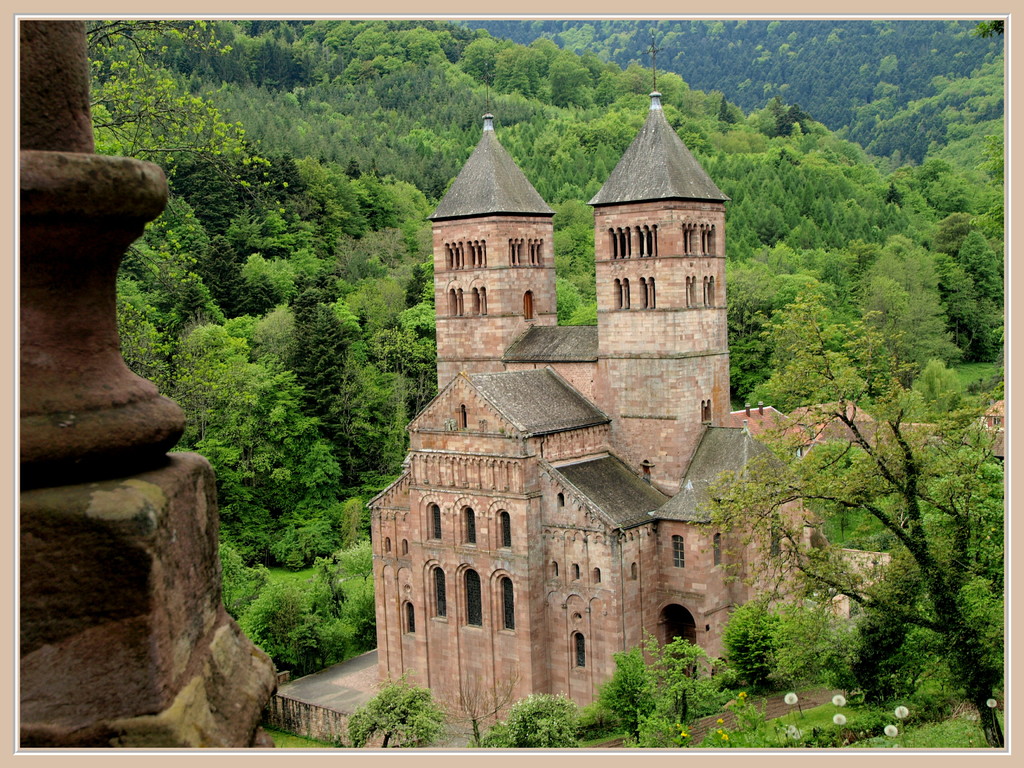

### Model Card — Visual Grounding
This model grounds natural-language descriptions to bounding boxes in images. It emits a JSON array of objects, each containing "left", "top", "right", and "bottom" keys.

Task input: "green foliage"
[
  {"left": 346, "top": 678, "right": 446, "bottom": 748},
  {"left": 722, "top": 602, "right": 779, "bottom": 690},
  {"left": 481, "top": 694, "right": 581, "bottom": 748},
  {"left": 711, "top": 291, "right": 1005, "bottom": 745},
  {"left": 599, "top": 647, "right": 656, "bottom": 740},
  {"left": 219, "top": 541, "right": 270, "bottom": 619}
]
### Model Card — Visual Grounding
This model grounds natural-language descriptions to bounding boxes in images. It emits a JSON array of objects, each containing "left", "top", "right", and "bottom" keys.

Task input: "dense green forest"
[
  {"left": 461, "top": 19, "right": 1004, "bottom": 165},
  {"left": 89, "top": 19, "right": 1003, "bottom": 674}
]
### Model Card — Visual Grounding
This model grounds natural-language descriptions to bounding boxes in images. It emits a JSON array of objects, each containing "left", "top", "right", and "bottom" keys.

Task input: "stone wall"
[{"left": 263, "top": 695, "right": 347, "bottom": 745}]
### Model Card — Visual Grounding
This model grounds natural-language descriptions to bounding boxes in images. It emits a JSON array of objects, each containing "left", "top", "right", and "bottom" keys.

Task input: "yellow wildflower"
[{"left": 717, "top": 718, "right": 724, "bottom": 724}]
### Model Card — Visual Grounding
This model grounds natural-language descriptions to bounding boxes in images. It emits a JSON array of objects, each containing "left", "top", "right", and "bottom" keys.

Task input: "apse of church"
[{"left": 371, "top": 92, "right": 764, "bottom": 708}]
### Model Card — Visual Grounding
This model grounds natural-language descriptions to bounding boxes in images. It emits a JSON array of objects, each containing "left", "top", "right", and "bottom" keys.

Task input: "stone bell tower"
[
  {"left": 590, "top": 92, "right": 731, "bottom": 494},
  {"left": 430, "top": 113, "right": 557, "bottom": 387}
]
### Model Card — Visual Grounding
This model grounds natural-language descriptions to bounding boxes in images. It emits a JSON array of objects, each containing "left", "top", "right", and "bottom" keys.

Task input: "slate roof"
[
  {"left": 659, "top": 427, "right": 772, "bottom": 523},
  {"left": 553, "top": 455, "right": 669, "bottom": 528},
  {"left": 469, "top": 369, "right": 608, "bottom": 435},
  {"left": 430, "top": 115, "right": 554, "bottom": 221},
  {"left": 589, "top": 94, "right": 728, "bottom": 206},
  {"left": 503, "top": 326, "right": 599, "bottom": 363}
]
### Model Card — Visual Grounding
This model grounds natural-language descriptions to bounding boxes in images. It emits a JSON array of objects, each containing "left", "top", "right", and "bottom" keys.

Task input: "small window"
[
  {"left": 465, "top": 569, "right": 482, "bottom": 626},
  {"left": 572, "top": 563, "right": 580, "bottom": 580},
  {"left": 434, "top": 567, "right": 447, "bottom": 617},
  {"left": 648, "top": 277, "right": 656, "bottom": 309},
  {"left": 552, "top": 561, "right": 559, "bottom": 579},
  {"left": 502, "top": 577, "right": 515, "bottom": 630},
  {"left": 523, "top": 290, "right": 534, "bottom": 320},
  {"left": 459, "top": 403, "right": 468, "bottom": 429},
  {"left": 672, "top": 535, "right": 685, "bottom": 568},
  {"left": 557, "top": 492, "right": 565, "bottom": 507},
  {"left": 401, "top": 539, "right": 408, "bottom": 556},
  {"left": 713, "top": 533, "right": 722, "bottom": 566},
  {"left": 480, "top": 286, "right": 487, "bottom": 315},
  {"left": 499, "top": 510, "right": 511, "bottom": 548},
  {"left": 630, "top": 562, "right": 638, "bottom": 580},
  {"left": 574, "top": 632, "right": 586, "bottom": 667},
  {"left": 405, "top": 601, "right": 415, "bottom": 633},
  {"left": 614, "top": 278, "right": 622, "bottom": 310},
  {"left": 430, "top": 503, "right": 442, "bottom": 540},
  {"left": 593, "top": 567, "right": 601, "bottom": 583},
  {"left": 457, "top": 287, "right": 464, "bottom": 315},
  {"left": 464, "top": 507, "right": 476, "bottom": 544},
  {"left": 385, "top": 537, "right": 391, "bottom": 553}
]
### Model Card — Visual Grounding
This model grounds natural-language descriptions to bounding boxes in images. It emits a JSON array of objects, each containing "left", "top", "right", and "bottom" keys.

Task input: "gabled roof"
[
  {"left": 553, "top": 455, "right": 669, "bottom": 528},
  {"left": 429, "top": 115, "right": 554, "bottom": 221},
  {"left": 589, "top": 93, "right": 728, "bottom": 206},
  {"left": 659, "top": 427, "right": 772, "bottom": 523},
  {"left": 469, "top": 368, "right": 608, "bottom": 436},
  {"left": 503, "top": 325, "right": 599, "bottom": 363}
]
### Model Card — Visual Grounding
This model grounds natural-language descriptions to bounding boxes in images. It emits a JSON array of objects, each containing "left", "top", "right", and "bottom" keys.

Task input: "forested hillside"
[
  {"left": 461, "top": 19, "right": 1004, "bottom": 165},
  {"left": 89, "top": 20, "right": 1003, "bottom": 665}
]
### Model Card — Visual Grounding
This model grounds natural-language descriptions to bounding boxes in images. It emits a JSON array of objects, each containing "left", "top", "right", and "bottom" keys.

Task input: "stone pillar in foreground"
[{"left": 19, "top": 20, "right": 276, "bottom": 747}]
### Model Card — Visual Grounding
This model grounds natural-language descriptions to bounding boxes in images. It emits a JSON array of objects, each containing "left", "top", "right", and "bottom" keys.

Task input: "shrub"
[
  {"left": 481, "top": 694, "right": 580, "bottom": 748},
  {"left": 722, "top": 601, "right": 779, "bottom": 690}
]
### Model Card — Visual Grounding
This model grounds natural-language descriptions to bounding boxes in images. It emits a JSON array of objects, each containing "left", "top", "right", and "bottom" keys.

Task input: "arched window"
[
  {"left": 608, "top": 229, "right": 617, "bottom": 259},
  {"left": 613, "top": 278, "right": 622, "bottom": 310},
  {"left": 401, "top": 539, "right": 408, "bottom": 556},
  {"left": 593, "top": 567, "right": 601, "bottom": 583},
  {"left": 708, "top": 225, "right": 716, "bottom": 256},
  {"left": 648, "top": 277, "right": 656, "bottom": 309},
  {"left": 464, "top": 507, "right": 476, "bottom": 544},
  {"left": 630, "top": 562, "right": 638, "bottom": 580},
  {"left": 434, "top": 567, "right": 447, "bottom": 617},
  {"left": 572, "top": 563, "right": 580, "bottom": 580},
  {"left": 405, "top": 601, "right": 415, "bottom": 633},
  {"left": 445, "top": 243, "right": 453, "bottom": 270},
  {"left": 708, "top": 276, "right": 716, "bottom": 307},
  {"left": 501, "top": 577, "right": 515, "bottom": 630},
  {"left": 448, "top": 288, "right": 458, "bottom": 316},
  {"left": 523, "top": 290, "right": 534, "bottom": 320},
  {"left": 701, "top": 399, "right": 712, "bottom": 423},
  {"left": 480, "top": 287, "right": 487, "bottom": 315},
  {"left": 622, "top": 278, "right": 630, "bottom": 309},
  {"left": 574, "top": 632, "right": 586, "bottom": 667},
  {"left": 703, "top": 276, "right": 709, "bottom": 306},
  {"left": 557, "top": 492, "right": 565, "bottom": 507},
  {"left": 713, "top": 533, "right": 722, "bottom": 566},
  {"left": 465, "top": 569, "right": 482, "bottom": 626},
  {"left": 457, "top": 288, "right": 464, "bottom": 316},
  {"left": 499, "top": 510, "right": 511, "bottom": 548},
  {"left": 430, "top": 503, "right": 442, "bottom": 540},
  {"left": 472, "top": 287, "right": 480, "bottom": 315},
  {"left": 385, "top": 537, "right": 391, "bottom": 553},
  {"left": 639, "top": 277, "right": 648, "bottom": 309},
  {"left": 552, "top": 561, "right": 559, "bottom": 579},
  {"left": 672, "top": 535, "right": 685, "bottom": 567}
]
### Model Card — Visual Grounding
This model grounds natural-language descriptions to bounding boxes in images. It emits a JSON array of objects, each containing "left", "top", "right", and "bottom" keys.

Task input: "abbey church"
[{"left": 370, "top": 92, "right": 773, "bottom": 706}]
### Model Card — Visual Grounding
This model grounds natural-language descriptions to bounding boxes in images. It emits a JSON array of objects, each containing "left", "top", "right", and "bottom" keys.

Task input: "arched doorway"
[{"left": 659, "top": 603, "right": 697, "bottom": 645}]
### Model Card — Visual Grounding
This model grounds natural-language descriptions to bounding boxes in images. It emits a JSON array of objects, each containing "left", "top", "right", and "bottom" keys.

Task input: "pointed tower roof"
[
  {"left": 430, "top": 114, "right": 554, "bottom": 221},
  {"left": 589, "top": 93, "right": 728, "bottom": 206}
]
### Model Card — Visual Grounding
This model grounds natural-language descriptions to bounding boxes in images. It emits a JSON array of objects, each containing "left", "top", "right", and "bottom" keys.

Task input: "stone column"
[{"left": 19, "top": 20, "right": 276, "bottom": 747}]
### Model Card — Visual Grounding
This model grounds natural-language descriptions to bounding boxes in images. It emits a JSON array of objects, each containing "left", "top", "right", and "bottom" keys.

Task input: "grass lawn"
[
  {"left": 952, "top": 362, "right": 1001, "bottom": 391},
  {"left": 267, "top": 565, "right": 317, "bottom": 586},
  {"left": 851, "top": 717, "right": 994, "bottom": 749},
  {"left": 263, "top": 727, "right": 337, "bottom": 748}
]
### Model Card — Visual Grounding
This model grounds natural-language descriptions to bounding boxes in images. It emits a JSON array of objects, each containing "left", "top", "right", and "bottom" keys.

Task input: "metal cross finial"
[{"left": 646, "top": 30, "right": 660, "bottom": 92}]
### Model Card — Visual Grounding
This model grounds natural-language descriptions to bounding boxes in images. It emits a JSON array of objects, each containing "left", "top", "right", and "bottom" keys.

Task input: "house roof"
[
  {"left": 503, "top": 325, "right": 599, "bottom": 363},
  {"left": 553, "top": 455, "right": 669, "bottom": 527},
  {"left": 659, "top": 427, "right": 773, "bottom": 523},
  {"left": 429, "top": 115, "right": 554, "bottom": 221},
  {"left": 469, "top": 368, "right": 608, "bottom": 435},
  {"left": 724, "top": 405, "right": 787, "bottom": 437},
  {"left": 589, "top": 93, "right": 728, "bottom": 207}
]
